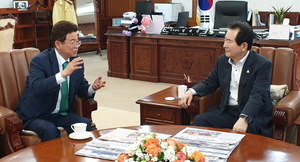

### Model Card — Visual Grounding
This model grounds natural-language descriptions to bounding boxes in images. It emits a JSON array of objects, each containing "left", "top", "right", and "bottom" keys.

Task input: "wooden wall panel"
[
  {"left": 105, "top": 0, "right": 130, "bottom": 18},
  {"left": 78, "top": 23, "right": 96, "bottom": 36}
]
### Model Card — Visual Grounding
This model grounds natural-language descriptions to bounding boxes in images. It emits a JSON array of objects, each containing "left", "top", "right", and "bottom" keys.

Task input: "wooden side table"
[{"left": 136, "top": 86, "right": 200, "bottom": 125}]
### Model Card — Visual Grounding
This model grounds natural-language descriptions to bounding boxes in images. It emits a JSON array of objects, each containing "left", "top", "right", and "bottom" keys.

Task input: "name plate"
[{"left": 160, "top": 27, "right": 208, "bottom": 36}]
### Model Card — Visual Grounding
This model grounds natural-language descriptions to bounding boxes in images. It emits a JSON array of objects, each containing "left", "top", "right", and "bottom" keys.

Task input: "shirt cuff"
[
  {"left": 55, "top": 72, "right": 66, "bottom": 84},
  {"left": 189, "top": 88, "right": 197, "bottom": 95},
  {"left": 88, "top": 85, "right": 96, "bottom": 96}
]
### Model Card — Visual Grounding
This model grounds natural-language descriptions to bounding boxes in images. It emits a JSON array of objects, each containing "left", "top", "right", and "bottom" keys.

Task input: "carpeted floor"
[{"left": 79, "top": 50, "right": 175, "bottom": 129}]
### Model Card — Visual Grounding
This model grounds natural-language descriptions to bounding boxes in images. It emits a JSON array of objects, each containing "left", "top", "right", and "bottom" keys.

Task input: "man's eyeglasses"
[{"left": 64, "top": 40, "right": 82, "bottom": 47}]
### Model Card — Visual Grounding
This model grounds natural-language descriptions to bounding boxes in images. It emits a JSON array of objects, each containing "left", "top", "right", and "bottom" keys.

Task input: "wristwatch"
[{"left": 239, "top": 114, "right": 252, "bottom": 123}]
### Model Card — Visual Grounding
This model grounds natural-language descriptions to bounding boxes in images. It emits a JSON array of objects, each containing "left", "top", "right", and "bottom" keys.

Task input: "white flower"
[
  {"left": 160, "top": 141, "right": 168, "bottom": 150},
  {"left": 182, "top": 146, "right": 197, "bottom": 159},
  {"left": 125, "top": 158, "right": 135, "bottom": 162},
  {"left": 135, "top": 148, "right": 144, "bottom": 158},
  {"left": 144, "top": 154, "right": 150, "bottom": 161},
  {"left": 163, "top": 146, "right": 176, "bottom": 161},
  {"left": 151, "top": 156, "right": 158, "bottom": 161},
  {"left": 126, "top": 141, "right": 140, "bottom": 156}
]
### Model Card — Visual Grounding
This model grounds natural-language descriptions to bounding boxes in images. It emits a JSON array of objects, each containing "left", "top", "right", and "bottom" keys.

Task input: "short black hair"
[
  {"left": 50, "top": 20, "right": 78, "bottom": 44},
  {"left": 227, "top": 21, "right": 253, "bottom": 50}
]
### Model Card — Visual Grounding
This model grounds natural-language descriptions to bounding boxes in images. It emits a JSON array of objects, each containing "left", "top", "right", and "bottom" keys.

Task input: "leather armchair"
[
  {"left": 187, "top": 47, "right": 300, "bottom": 145},
  {"left": 0, "top": 48, "right": 97, "bottom": 157}
]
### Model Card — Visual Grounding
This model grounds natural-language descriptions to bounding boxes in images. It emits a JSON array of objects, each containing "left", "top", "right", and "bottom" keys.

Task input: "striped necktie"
[{"left": 59, "top": 61, "right": 69, "bottom": 115}]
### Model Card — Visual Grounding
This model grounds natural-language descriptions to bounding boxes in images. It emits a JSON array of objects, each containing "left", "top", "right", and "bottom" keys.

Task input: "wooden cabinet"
[
  {"left": 130, "top": 35, "right": 159, "bottom": 82},
  {"left": 130, "top": 34, "right": 225, "bottom": 84},
  {"left": 105, "top": 33, "right": 225, "bottom": 84},
  {"left": 0, "top": 9, "right": 52, "bottom": 51},
  {"left": 106, "top": 32, "right": 130, "bottom": 78},
  {"left": 35, "top": 22, "right": 51, "bottom": 50},
  {"left": 140, "top": 105, "right": 186, "bottom": 125},
  {"left": 137, "top": 86, "right": 192, "bottom": 125},
  {"left": 98, "top": 18, "right": 111, "bottom": 49},
  {"left": 1, "top": 10, "right": 35, "bottom": 49}
]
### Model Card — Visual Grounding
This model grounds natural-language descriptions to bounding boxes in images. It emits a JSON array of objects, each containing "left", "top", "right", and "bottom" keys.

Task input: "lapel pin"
[{"left": 246, "top": 69, "right": 250, "bottom": 73}]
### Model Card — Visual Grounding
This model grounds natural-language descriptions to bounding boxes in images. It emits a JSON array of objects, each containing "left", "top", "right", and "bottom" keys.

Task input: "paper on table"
[{"left": 98, "top": 128, "right": 172, "bottom": 143}]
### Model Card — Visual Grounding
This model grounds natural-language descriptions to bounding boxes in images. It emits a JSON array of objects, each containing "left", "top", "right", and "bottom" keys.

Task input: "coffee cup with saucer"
[{"left": 69, "top": 123, "right": 92, "bottom": 140}]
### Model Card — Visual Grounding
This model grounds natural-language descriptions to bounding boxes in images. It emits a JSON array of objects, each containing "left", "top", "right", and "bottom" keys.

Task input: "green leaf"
[{"left": 271, "top": 5, "right": 292, "bottom": 24}]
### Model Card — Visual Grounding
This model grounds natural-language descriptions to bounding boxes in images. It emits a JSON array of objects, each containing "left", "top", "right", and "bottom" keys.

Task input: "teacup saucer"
[{"left": 69, "top": 132, "right": 92, "bottom": 140}]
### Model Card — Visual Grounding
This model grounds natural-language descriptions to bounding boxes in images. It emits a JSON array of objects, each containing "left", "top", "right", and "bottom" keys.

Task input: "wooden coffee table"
[
  {"left": 136, "top": 86, "right": 200, "bottom": 125},
  {"left": 2, "top": 125, "right": 300, "bottom": 162}
]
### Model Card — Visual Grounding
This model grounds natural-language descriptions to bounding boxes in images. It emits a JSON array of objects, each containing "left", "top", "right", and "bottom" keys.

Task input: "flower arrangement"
[{"left": 116, "top": 133, "right": 205, "bottom": 162}]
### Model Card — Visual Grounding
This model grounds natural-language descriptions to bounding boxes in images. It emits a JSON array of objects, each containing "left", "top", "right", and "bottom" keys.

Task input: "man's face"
[
  {"left": 56, "top": 32, "right": 80, "bottom": 59},
  {"left": 223, "top": 29, "right": 247, "bottom": 62}
]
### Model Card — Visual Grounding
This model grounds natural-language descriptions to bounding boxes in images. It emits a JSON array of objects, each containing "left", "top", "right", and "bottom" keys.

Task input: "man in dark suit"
[
  {"left": 180, "top": 21, "right": 273, "bottom": 138},
  {"left": 15, "top": 20, "right": 106, "bottom": 142}
]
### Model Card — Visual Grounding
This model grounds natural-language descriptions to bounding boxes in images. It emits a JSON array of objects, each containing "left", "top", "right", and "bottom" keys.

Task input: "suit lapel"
[
  {"left": 220, "top": 57, "right": 232, "bottom": 109},
  {"left": 49, "top": 49, "right": 59, "bottom": 75},
  {"left": 238, "top": 51, "right": 254, "bottom": 105},
  {"left": 222, "top": 58, "right": 232, "bottom": 92}
]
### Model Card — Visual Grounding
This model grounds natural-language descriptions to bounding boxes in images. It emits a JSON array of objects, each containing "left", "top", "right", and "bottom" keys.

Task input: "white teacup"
[
  {"left": 71, "top": 123, "right": 87, "bottom": 135},
  {"left": 178, "top": 85, "right": 187, "bottom": 98}
]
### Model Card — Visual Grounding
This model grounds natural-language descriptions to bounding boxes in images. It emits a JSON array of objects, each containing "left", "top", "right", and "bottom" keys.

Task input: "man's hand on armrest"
[{"left": 180, "top": 90, "right": 193, "bottom": 109}]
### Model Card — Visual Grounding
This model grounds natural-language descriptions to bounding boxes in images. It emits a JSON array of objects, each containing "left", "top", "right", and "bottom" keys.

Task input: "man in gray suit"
[{"left": 180, "top": 21, "right": 273, "bottom": 138}]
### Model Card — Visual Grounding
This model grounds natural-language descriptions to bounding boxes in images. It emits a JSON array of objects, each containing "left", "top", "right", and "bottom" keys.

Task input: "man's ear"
[
  {"left": 241, "top": 42, "right": 248, "bottom": 51},
  {"left": 54, "top": 40, "right": 61, "bottom": 49}
]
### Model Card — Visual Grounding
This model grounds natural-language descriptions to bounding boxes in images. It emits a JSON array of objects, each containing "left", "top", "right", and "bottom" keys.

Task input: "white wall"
[
  {"left": 246, "top": 0, "right": 299, "bottom": 12},
  {"left": 1, "top": 0, "right": 13, "bottom": 8}
]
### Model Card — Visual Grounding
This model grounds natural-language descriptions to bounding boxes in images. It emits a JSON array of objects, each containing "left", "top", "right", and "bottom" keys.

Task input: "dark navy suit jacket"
[
  {"left": 15, "top": 48, "right": 94, "bottom": 121},
  {"left": 192, "top": 50, "right": 273, "bottom": 137}
]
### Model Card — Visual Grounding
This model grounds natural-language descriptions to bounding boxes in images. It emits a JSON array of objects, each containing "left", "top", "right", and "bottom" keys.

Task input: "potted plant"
[{"left": 271, "top": 5, "right": 292, "bottom": 24}]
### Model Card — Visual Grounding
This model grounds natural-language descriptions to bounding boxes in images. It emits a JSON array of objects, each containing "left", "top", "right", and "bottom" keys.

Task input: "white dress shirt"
[
  {"left": 52, "top": 49, "right": 95, "bottom": 113},
  {"left": 227, "top": 51, "right": 249, "bottom": 105},
  {"left": 190, "top": 51, "right": 250, "bottom": 106}
]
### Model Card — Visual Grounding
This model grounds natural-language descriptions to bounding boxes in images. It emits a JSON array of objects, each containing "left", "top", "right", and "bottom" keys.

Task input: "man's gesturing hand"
[
  {"left": 92, "top": 77, "right": 106, "bottom": 90},
  {"left": 61, "top": 57, "right": 84, "bottom": 78}
]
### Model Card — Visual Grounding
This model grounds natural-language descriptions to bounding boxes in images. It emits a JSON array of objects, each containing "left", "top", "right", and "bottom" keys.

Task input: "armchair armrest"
[
  {"left": 186, "top": 89, "right": 221, "bottom": 124},
  {"left": 0, "top": 106, "right": 24, "bottom": 153},
  {"left": 273, "top": 91, "right": 300, "bottom": 141},
  {"left": 274, "top": 91, "right": 300, "bottom": 126},
  {"left": 71, "top": 97, "right": 98, "bottom": 130}
]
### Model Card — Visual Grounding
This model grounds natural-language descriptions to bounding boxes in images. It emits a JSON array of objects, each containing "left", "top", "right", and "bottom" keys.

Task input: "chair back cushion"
[
  {"left": 252, "top": 46, "right": 295, "bottom": 91},
  {"left": 0, "top": 48, "right": 40, "bottom": 110}
]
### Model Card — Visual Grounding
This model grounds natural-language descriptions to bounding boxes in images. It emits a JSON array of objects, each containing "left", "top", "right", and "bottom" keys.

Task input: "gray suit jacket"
[{"left": 192, "top": 50, "right": 273, "bottom": 137}]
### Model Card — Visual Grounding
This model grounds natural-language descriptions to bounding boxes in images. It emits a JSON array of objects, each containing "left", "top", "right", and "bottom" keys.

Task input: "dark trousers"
[
  {"left": 23, "top": 112, "right": 92, "bottom": 142},
  {"left": 193, "top": 105, "right": 260, "bottom": 135}
]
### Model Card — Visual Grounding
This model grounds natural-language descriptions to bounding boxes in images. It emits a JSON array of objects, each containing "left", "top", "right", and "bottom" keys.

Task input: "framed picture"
[{"left": 13, "top": 1, "right": 28, "bottom": 10}]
